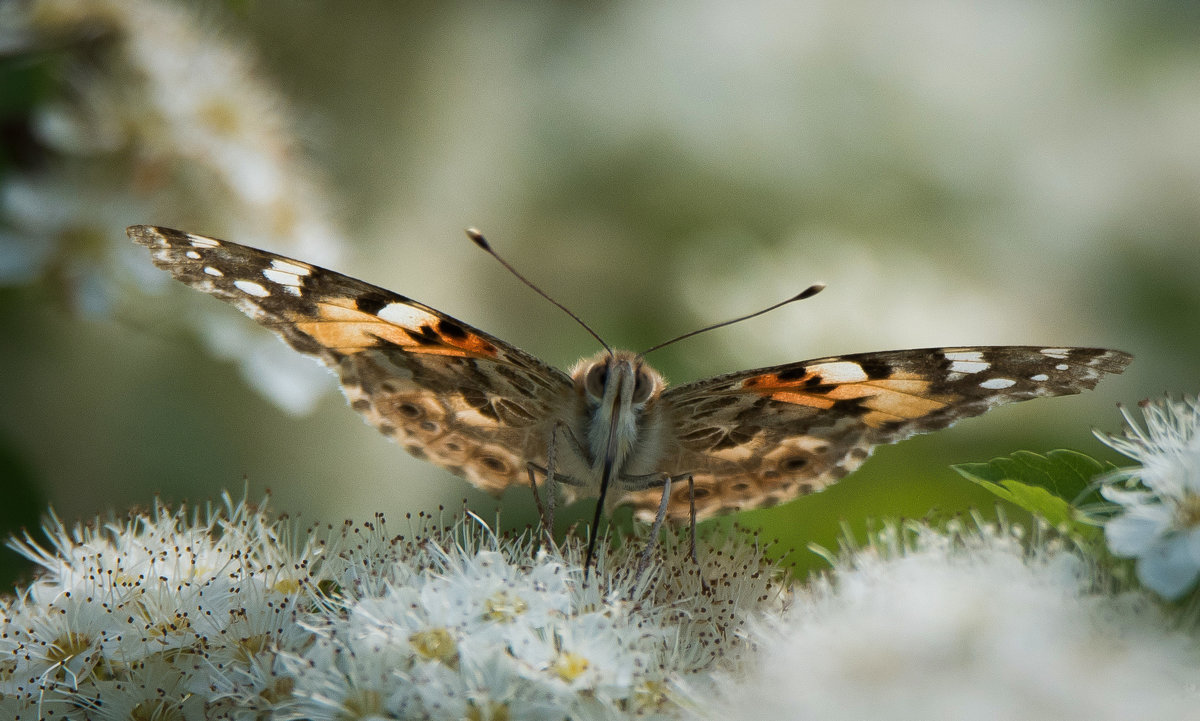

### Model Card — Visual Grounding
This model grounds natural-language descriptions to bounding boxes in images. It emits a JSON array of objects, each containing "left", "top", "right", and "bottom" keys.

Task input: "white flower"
[
  {"left": 698, "top": 521, "right": 1200, "bottom": 721},
  {"left": 1096, "top": 395, "right": 1200, "bottom": 599}
]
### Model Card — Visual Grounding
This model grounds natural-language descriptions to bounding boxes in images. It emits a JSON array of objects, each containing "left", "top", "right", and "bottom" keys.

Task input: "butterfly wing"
[
  {"left": 129, "top": 225, "right": 573, "bottom": 494},
  {"left": 620, "top": 346, "right": 1132, "bottom": 520}
]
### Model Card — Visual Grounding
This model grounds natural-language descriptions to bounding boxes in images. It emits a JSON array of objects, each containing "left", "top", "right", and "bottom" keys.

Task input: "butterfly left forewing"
[
  {"left": 129, "top": 225, "right": 574, "bottom": 494},
  {"left": 621, "top": 346, "right": 1132, "bottom": 520}
]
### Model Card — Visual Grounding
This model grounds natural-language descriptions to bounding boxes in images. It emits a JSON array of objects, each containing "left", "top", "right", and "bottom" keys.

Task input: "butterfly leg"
[
  {"left": 527, "top": 464, "right": 553, "bottom": 548},
  {"left": 628, "top": 473, "right": 710, "bottom": 592},
  {"left": 686, "top": 474, "right": 711, "bottom": 594},
  {"left": 528, "top": 421, "right": 566, "bottom": 548},
  {"left": 545, "top": 421, "right": 563, "bottom": 534},
  {"left": 634, "top": 472, "right": 674, "bottom": 581}
]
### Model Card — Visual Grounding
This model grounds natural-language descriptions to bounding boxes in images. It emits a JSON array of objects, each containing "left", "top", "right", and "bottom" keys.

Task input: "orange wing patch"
[
  {"left": 740, "top": 361, "right": 957, "bottom": 428},
  {"left": 291, "top": 297, "right": 499, "bottom": 358}
]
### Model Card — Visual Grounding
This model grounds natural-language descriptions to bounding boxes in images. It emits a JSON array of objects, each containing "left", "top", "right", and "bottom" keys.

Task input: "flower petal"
[
  {"left": 1104, "top": 507, "right": 1169, "bottom": 557},
  {"left": 1135, "top": 536, "right": 1200, "bottom": 600}
]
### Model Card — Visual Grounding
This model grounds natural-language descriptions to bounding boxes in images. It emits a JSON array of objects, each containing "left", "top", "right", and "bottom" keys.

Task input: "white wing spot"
[
  {"left": 270, "top": 259, "right": 311, "bottom": 276},
  {"left": 1030, "top": 373, "right": 1049, "bottom": 382},
  {"left": 944, "top": 351, "right": 985, "bottom": 362},
  {"left": 378, "top": 302, "right": 440, "bottom": 327},
  {"left": 950, "top": 360, "right": 990, "bottom": 374},
  {"left": 1040, "top": 348, "right": 1071, "bottom": 359},
  {"left": 1055, "top": 363, "right": 1070, "bottom": 371},
  {"left": 980, "top": 378, "right": 1017, "bottom": 390},
  {"left": 185, "top": 250, "right": 201, "bottom": 260},
  {"left": 810, "top": 361, "right": 868, "bottom": 383},
  {"left": 234, "top": 279, "right": 270, "bottom": 298},
  {"left": 187, "top": 235, "right": 219, "bottom": 248},
  {"left": 203, "top": 266, "right": 224, "bottom": 277},
  {"left": 282, "top": 285, "right": 301, "bottom": 296},
  {"left": 262, "top": 268, "right": 302, "bottom": 286}
]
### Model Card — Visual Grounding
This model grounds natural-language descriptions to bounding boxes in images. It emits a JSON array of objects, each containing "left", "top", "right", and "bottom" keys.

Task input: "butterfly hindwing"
[
  {"left": 128, "top": 225, "right": 572, "bottom": 493},
  {"left": 619, "top": 346, "right": 1133, "bottom": 520}
]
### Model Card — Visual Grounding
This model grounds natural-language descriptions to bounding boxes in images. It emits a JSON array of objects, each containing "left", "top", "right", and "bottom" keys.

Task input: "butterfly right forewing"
[{"left": 620, "top": 346, "right": 1132, "bottom": 520}]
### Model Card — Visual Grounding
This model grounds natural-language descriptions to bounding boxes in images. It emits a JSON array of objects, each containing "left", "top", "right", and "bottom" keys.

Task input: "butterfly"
[{"left": 128, "top": 225, "right": 1132, "bottom": 530}]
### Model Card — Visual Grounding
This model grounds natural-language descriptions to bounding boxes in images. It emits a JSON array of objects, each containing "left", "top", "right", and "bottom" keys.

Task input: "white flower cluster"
[
  {"left": 280, "top": 515, "right": 781, "bottom": 721},
  {"left": 0, "top": 501, "right": 782, "bottom": 720},
  {"left": 0, "top": 495, "right": 317, "bottom": 720},
  {"left": 292, "top": 540, "right": 658, "bottom": 720},
  {"left": 1096, "top": 395, "right": 1200, "bottom": 600}
]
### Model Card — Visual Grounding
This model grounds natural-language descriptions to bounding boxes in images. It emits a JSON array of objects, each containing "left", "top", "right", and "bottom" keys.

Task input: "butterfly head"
[
  {"left": 571, "top": 349, "right": 665, "bottom": 494},
  {"left": 572, "top": 350, "right": 663, "bottom": 412}
]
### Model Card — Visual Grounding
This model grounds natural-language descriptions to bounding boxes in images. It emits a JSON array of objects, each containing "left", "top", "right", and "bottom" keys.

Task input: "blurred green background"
[{"left": 2, "top": 1, "right": 1198, "bottom": 585}]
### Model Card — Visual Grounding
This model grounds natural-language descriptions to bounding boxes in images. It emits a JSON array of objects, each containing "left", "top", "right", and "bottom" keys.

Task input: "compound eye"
[
  {"left": 585, "top": 363, "right": 608, "bottom": 397},
  {"left": 631, "top": 367, "right": 654, "bottom": 403}
]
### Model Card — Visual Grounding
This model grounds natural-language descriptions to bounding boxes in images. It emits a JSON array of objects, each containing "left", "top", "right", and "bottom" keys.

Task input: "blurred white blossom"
[
  {"left": 699, "top": 520, "right": 1200, "bottom": 721},
  {"left": 2, "top": 0, "right": 344, "bottom": 412},
  {"left": 1097, "top": 395, "right": 1200, "bottom": 600}
]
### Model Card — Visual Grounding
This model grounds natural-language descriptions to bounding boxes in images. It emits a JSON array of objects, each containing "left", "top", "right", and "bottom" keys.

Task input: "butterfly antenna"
[
  {"left": 639, "top": 283, "right": 825, "bottom": 356},
  {"left": 466, "top": 229, "right": 612, "bottom": 353}
]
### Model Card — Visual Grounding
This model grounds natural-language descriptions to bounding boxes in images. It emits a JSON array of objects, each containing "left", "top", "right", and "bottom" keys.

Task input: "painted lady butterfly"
[{"left": 129, "top": 225, "right": 1131, "bottom": 525}]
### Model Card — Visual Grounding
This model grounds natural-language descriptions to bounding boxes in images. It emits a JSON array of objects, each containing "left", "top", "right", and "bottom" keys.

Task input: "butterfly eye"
[
  {"left": 585, "top": 363, "right": 608, "bottom": 397},
  {"left": 631, "top": 367, "right": 655, "bottom": 404}
]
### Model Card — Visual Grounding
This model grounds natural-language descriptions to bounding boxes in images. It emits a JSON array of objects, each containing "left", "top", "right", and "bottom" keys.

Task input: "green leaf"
[
  {"left": 953, "top": 449, "right": 1115, "bottom": 505},
  {"left": 993, "top": 480, "right": 1077, "bottom": 528},
  {"left": 952, "top": 450, "right": 1116, "bottom": 539}
]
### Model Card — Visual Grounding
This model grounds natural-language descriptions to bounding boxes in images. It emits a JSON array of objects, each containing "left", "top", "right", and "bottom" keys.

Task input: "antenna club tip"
[
  {"left": 464, "top": 228, "right": 490, "bottom": 250},
  {"left": 796, "top": 283, "right": 826, "bottom": 300}
]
